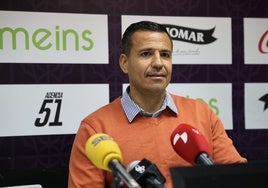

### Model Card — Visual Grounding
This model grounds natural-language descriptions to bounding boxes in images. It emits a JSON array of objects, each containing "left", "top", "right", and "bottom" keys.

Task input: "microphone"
[
  {"left": 170, "top": 124, "right": 215, "bottom": 165},
  {"left": 127, "top": 158, "right": 166, "bottom": 188},
  {"left": 85, "top": 133, "right": 141, "bottom": 188}
]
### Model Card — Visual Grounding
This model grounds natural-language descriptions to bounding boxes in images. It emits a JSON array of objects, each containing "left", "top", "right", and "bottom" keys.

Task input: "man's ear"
[{"left": 119, "top": 54, "right": 128, "bottom": 74}]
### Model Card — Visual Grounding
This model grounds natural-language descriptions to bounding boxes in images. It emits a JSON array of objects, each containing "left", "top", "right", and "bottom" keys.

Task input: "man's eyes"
[
  {"left": 161, "top": 52, "right": 171, "bottom": 58},
  {"left": 141, "top": 51, "right": 151, "bottom": 57},
  {"left": 140, "top": 51, "right": 171, "bottom": 58}
]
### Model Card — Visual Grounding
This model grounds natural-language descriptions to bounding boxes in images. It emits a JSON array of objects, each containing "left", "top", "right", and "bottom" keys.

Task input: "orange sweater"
[{"left": 68, "top": 94, "right": 246, "bottom": 188}]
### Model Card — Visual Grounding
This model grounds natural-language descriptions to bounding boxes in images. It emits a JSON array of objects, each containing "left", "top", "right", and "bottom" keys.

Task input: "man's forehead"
[
  {"left": 138, "top": 47, "right": 172, "bottom": 53},
  {"left": 131, "top": 31, "right": 172, "bottom": 50},
  {"left": 132, "top": 30, "right": 169, "bottom": 37}
]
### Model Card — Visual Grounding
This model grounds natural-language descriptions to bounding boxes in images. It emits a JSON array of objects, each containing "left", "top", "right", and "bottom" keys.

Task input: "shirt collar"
[{"left": 121, "top": 86, "right": 178, "bottom": 123}]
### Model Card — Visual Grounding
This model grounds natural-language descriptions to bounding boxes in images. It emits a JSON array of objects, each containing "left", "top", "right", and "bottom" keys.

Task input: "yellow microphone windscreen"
[{"left": 85, "top": 133, "right": 123, "bottom": 171}]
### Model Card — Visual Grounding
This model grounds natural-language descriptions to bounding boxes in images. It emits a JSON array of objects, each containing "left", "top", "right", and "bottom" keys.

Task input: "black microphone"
[{"left": 127, "top": 158, "right": 166, "bottom": 188}]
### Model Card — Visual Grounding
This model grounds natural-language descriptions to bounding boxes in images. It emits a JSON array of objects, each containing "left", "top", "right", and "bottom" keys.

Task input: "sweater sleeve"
[
  {"left": 68, "top": 121, "right": 109, "bottom": 188},
  {"left": 209, "top": 108, "right": 247, "bottom": 164}
]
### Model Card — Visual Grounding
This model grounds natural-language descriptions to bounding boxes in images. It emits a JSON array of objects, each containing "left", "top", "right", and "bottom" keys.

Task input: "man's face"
[{"left": 120, "top": 30, "right": 173, "bottom": 96}]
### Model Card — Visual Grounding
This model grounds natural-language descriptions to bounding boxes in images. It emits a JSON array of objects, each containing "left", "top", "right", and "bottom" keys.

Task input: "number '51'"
[{"left": 34, "top": 99, "right": 63, "bottom": 127}]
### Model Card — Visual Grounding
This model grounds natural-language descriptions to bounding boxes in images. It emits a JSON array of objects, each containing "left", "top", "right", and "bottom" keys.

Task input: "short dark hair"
[{"left": 121, "top": 21, "right": 173, "bottom": 56}]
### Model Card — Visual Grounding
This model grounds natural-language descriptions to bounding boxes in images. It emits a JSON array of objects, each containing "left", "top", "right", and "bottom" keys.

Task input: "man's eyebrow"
[
  {"left": 139, "top": 48, "right": 153, "bottom": 52},
  {"left": 161, "top": 49, "right": 172, "bottom": 53},
  {"left": 139, "top": 48, "right": 172, "bottom": 52}
]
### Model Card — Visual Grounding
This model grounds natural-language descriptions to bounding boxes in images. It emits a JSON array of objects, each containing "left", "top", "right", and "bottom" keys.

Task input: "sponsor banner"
[
  {"left": 245, "top": 83, "right": 268, "bottom": 129},
  {"left": 0, "top": 11, "right": 108, "bottom": 64},
  {"left": 244, "top": 18, "right": 268, "bottom": 64},
  {"left": 122, "top": 15, "right": 232, "bottom": 64},
  {"left": 0, "top": 84, "right": 109, "bottom": 137},
  {"left": 123, "top": 83, "right": 233, "bottom": 130}
]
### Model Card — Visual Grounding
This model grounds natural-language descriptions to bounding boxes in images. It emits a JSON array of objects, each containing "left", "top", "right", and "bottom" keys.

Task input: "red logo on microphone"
[{"left": 258, "top": 30, "right": 268, "bottom": 54}]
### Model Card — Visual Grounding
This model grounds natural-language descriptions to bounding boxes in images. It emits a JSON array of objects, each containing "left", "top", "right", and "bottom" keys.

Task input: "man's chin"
[{"left": 145, "top": 85, "right": 167, "bottom": 94}]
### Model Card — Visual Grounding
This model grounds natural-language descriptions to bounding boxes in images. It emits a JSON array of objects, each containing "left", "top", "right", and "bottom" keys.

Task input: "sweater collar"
[{"left": 121, "top": 86, "right": 178, "bottom": 123}]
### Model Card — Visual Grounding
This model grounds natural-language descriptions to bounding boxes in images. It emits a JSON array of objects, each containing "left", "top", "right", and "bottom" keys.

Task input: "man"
[{"left": 68, "top": 21, "right": 246, "bottom": 188}]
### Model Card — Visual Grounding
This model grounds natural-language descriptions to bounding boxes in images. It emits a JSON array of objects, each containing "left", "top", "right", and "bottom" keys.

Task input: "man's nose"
[{"left": 151, "top": 51, "right": 163, "bottom": 68}]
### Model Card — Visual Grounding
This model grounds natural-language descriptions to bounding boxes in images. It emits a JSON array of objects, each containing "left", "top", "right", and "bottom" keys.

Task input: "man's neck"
[{"left": 129, "top": 90, "right": 165, "bottom": 114}]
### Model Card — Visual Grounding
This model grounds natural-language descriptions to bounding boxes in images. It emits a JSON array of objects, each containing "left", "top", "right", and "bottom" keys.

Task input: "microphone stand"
[
  {"left": 196, "top": 153, "right": 215, "bottom": 165},
  {"left": 144, "top": 176, "right": 164, "bottom": 188},
  {"left": 111, "top": 174, "right": 123, "bottom": 188}
]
